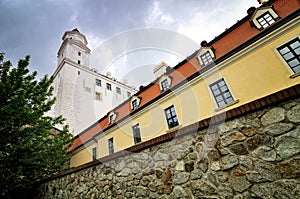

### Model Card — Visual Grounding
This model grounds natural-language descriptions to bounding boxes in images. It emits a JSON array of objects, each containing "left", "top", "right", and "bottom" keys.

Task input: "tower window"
[
  {"left": 257, "top": 12, "right": 275, "bottom": 29},
  {"left": 95, "top": 92, "right": 102, "bottom": 101},
  {"left": 78, "top": 60, "right": 81, "bottom": 65},
  {"left": 96, "top": 78, "right": 101, "bottom": 87},
  {"left": 78, "top": 52, "right": 81, "bottom": 56},
  {"left": 108, "top": 138, "right": 114, "bottom": 155},
  {"left": 78, "top": 71, "right": 80, "bottom": 75},
  {"left": 164, "top": 105, "right": 179, "bottom": 129},
  {"left": 127, "top": 92, "right": 131, "bottom": 98},
  {"left": 116, "top": 87, "right": 121, "bottom": 94},
  {"left": 209, "top": 78, "right": 234, "bottom": 108},
  {"left": 106, "top": 83, "right": 112, "bottom": 91},
  {"left": 277, "top": 38, "right": 300, "bottom": 74},
  {"left": 132, "top": 124, "right": 142, "bottom": 144}
]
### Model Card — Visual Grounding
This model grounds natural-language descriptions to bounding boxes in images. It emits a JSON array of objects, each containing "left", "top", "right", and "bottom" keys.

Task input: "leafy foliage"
[{"left": 0, "top": 53, "right": 73, "bottom": 198}]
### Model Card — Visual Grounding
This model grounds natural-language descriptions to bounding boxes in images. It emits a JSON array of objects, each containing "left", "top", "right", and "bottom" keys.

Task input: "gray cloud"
[{"left": 0, "top": 0, "right": 258, "bottom": 85}]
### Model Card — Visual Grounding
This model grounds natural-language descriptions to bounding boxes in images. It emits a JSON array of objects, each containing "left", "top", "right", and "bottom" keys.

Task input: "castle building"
[
  {"left": 68, "top": 0, "right": 300, "bottom": 167},
  {"left": 52, "top": 29, "right": 137, "bottom": 135}
]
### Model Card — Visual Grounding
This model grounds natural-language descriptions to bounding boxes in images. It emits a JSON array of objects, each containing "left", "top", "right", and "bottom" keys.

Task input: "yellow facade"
[{"left": 70, "top": 10, "right": 300, "bottom": 168}]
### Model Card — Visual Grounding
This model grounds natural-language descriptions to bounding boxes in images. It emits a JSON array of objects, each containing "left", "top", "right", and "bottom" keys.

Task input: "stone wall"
[{"left": 34, "top": 97, "right": 300, "bottom": 198}]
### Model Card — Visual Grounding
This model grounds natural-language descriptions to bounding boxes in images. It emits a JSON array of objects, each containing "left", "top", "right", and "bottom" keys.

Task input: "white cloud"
[{"left": 146, "top": 0, "right": 175, "bottom": 26}]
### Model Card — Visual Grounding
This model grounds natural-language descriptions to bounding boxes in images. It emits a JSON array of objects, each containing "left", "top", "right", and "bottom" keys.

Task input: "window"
[
  {"left": 92, "top": 147, "right": 97, "bottom": 160},
  {"left": 161, "top": 79, "right": 170, "bottom": 91},
  {"left": 257, "top": 12, "right": 275, "bottom": 29},
  {"left": 78, "top": 52, "right": 81, "bottom": 56},
  {"left": 127, "top": 92, "right": 131, "bottom": 98},
  {"left": 132, "top": 99, "right": 138, "bottom": 110},
  {"left": 250, "top": 6, "right": 279, "bottom": 30},
  {"left": 108, "top": 138, "right": 114, "bottom": 155},
  {"left": 78, "top": 71, "right": 80, "bottom": 75},
  {"left": 106, "top": 83, "right": 112, "bottom": 91},
  {"left": 116, "top": 87, "right": 121, "bottom": 94},
  {"left": 200, "top": 51, "right": 213, "bottom": 66},
  {"left": 95, "top": 92, "right": 102, "bottom": 101},
  {"left": 132, "top": 124, "right": 142, "bottom": 144},
  {"left": 164, "top": 105, "right": 179, "bottom": 129},
  {"left": 210, "top": 78, "right": 234, "bottom": 108},
  {"left": 130, "top": 96, "right": 141, "bottom": 110},
  {"left": 277, "top": 38, "right": 300, "bottom": 73},
  {"left": 96, "top": 79, "right": 101, "bottom": 87},
  {"left": 78, "top": 60, "right": 81, "bottom": 65},
  {"left": 108, "top": 112, "right": 117, "bottom": 124}
]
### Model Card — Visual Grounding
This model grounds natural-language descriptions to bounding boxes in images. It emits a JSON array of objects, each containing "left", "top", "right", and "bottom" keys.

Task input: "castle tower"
[{"left": 52, "top": 29, "right": 136, "bottom": 135}]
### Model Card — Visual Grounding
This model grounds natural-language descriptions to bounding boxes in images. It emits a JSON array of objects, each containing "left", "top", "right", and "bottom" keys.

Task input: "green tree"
[{"left": 0, "top": 53, "right": 73, "bottom": 198}]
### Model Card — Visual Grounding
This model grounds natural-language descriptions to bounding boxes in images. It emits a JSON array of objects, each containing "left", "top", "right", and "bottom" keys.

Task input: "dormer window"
[
  {"left": 197, "top": 42, "right": 215, "bottom": 67},
  {"left": 108, "top": 111, "right": 117, "bottom": 124},
  {"left": 132, "top": 99, "right": 138, "bottom": 110},
  {"left": 200, "top": 52, "right": 213, "bottom": 66},
  {"left": 130, "top": 96, "right": 141, "bottom": 110},
  {"left": 158, "top": 75, "right": 172, "bottom": 92},
  {"left": 250, "top": 6, "right": 279, "bottom": 30},
  {"left": 257, "top": 12, "right": 275, "bottom": 29}
]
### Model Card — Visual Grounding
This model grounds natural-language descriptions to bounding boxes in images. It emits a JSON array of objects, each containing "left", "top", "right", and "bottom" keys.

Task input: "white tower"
[{"left": 52, "top": 29, "right": 136, "bottom": 135}]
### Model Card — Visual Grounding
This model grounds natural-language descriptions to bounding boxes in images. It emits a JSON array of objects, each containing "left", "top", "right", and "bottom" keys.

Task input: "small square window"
[
  {"left": 108, "top": 138, "right": 114, "bottom": 155},
  {"left": 106, "top": 83, "right": 112, "bottom": 91},
  {"left": 132, "top": 124, "right": 142, "bottom": 144},
  {"left": 209, "top": 78, "right": 234, "bottom": 108},
  {"left": 132, "top": 99, "right": 138, "bottom": 110},
  {"left": 257, "top": 12, "right": 275, "bottom": 29},
  {"left": 277, "top": 38, "right": 300, "bottom": 73},
  {"left": 164, "top": 105, "right": 179, "bottom": 129},
  {"left": 161, "top": 79, "right": 169, "bottom": 91},
  {"left": 127, "top": 92, "right": 131, "bottom": 98},
  {"left": 96, "top": 79, "right": 101, "bottom": 87},
  {"left": 116, "top": 87, "right": 121, "bottom": 94},
  {"left": 200, "top": 51, "right": 213, "bottom": 66},
  {"left": 92, "top": 147, "right": 97, "bottom": 160}
]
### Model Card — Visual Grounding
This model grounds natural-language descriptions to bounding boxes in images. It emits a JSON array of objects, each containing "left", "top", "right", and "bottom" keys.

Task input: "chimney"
[{"left": 153, "top": 61, "right": 168, "bottom": 78}]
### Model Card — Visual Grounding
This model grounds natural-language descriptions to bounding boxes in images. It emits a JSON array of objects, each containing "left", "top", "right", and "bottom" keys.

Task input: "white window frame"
[
  {"left": 274, "top": 36, "right": 300, "bottom": 78},
  {"left": 208, "top": 77, "right": 239, "bottom": 111},
  {"left": 164, "top": 105, "right": 179, "bottom": 129},
  {"left": 108, "top": 111, "right": 117, "bottom": 124},
  {"left": 130, "top": 96, "right": 141, "bottom": 110},
  {"left": 158, "top": 75, "right": 172, "bottom": 92},
  {"left": 250, "top": 6, "right": 279, "bottom": 30},
  {"left": 197, "top": 47, "right": 215, "bottom": 66},
  {"left": 132, "top": 124, "right": 142, "bottom": 144},
  {"left": 108, "top": 138, "right": 114, "bottom": 155}
]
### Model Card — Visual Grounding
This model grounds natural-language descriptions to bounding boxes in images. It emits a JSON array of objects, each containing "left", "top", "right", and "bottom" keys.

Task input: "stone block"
[
  {"left": 228, "top": 143, "right": 248, "bottom": 155},
  {"left": 275, "top": 126, "right": 300, "bottom": 159},
  {"left": 278, "top": 157, "right": 300, "bottom": 178},
  {"left": 287, "top": 105, "right": 300, "bottom": 123},
  {"left": 261, "top": 107, "right": 285, "bottom": 126},
  {"left": 221, "top": 131, "right": 246, "bottom": 146}
]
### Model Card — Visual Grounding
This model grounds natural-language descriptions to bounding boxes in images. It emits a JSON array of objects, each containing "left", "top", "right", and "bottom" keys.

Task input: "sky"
[{"left": 0, "top": 0, "right": 259, "bottom": 87}]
